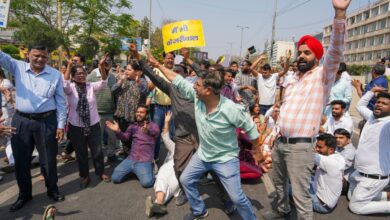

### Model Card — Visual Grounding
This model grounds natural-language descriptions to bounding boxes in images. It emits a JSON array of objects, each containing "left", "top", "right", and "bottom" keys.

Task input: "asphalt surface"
[{"left": 0, "top": 138, "right": 388, "bottom": 220}]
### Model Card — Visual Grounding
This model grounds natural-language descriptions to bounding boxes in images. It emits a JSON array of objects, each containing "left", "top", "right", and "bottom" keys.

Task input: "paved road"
[{"left": 0, "top": 148, "right": 388, "bottom": 220}]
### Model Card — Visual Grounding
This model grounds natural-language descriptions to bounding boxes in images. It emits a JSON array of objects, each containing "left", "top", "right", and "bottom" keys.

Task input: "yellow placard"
[{"left": 162, "top": 20, "right": 205, "bottom": 53}]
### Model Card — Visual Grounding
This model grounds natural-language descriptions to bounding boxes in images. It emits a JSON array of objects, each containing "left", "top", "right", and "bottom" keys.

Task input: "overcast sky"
[{"left": 126, "top": 0, "right": 370, "bottom": 59}]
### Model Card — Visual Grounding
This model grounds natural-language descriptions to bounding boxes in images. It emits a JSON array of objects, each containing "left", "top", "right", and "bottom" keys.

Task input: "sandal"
[
  {"left": 100, "top": 174, "right": 111, "bottom": 183},
  {"left": 43, "top": 204, "right": 57, "bottom": 220}
]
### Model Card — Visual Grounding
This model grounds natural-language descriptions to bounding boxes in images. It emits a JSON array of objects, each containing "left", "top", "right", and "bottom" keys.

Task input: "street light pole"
[
  {"left": 57, "top": 0, "right": 63, "bottom": 68},
  {"left": 148, "top": 0, "right": 152, "bottom": 49},
  {"left": 270, "top": 0, "right": 278, "bottom": 66},
  {"left": 237, "top": 25, "right": 249, "bottom": 61}
]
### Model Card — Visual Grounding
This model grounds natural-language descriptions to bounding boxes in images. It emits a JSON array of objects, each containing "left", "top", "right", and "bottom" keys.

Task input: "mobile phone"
[{"left": 248, "top": 46, "right": 256, "bottom": 54}]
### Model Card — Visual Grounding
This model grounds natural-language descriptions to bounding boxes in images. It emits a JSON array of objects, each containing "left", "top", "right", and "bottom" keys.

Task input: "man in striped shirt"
[{"left": 263, "top": 1, "right": 350, "bottom": 219}]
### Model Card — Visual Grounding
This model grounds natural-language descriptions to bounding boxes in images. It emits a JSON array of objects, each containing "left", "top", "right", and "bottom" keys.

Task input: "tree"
[
  {"left": 77, "top": 36, "right": 99, "bottom": 60},
  {"left": 13, "top": 18, "right": 64, "bottom": 52},
  {"left": 101, "top": 37, "right": 122, "bottom": 59},
  {"left": 138, "top": 17, "right": 150, "bottom": 40},
  {"left": 0, "top": 44, "right": 21, "bottom": 59}
]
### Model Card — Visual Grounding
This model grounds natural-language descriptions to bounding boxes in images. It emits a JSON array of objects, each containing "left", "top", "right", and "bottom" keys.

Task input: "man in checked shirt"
[{"left": 262, "top": 1, "right": 351, "bottom": 219}]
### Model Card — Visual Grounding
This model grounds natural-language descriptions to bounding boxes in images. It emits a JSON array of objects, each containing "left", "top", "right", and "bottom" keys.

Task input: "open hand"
[
  {"left": 164, "top": 111, "right": 172, "bottom": 124},
  {"left": 332, "top": 0, "right": 351, "bottom": 11},
  {"left": 105, "top": 120, "right": 120, "bottom": 133}
]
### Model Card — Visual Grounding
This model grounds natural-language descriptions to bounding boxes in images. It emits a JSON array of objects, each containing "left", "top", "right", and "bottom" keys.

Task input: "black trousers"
[
  {"left": 116, "top": 118, "right": 132, "bottom": 154},
  {"left": 68, "top": 123, "right": 104, "bottom": 178},
  {"left": 11, "top": 113, "right": 59, "bottom": 199}
]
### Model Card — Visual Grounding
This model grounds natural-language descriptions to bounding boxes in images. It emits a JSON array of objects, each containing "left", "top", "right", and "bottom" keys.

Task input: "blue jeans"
[
  {"left": 180, "top": 153, "right": 256, "bottom": 220},
  {"left": 153, "top": 105, "right": 174, "bottom": 159},
  {"left": 259, "top": 104, "right": 272, "bottom": 115},
  {"left": 309, "top": 183, "right": 331, "bottom": 214},
  {"left": 111, "top": 158, "right": 154, "bottom": 188}
]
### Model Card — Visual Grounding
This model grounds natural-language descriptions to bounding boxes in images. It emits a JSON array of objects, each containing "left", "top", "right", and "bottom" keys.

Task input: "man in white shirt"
[
  {"left": 349, "top": 87, "right": 390, "bottom": 215},
  {"left": 253, "top": 61, "right": 289, "bottom": 115},
  {"left": 322, "top": 100, "right": 353, "bottom": 135},
  {"left": 311, "top": 133, "right": 345, "bottom": 213},
  {"left": 339, "top": 62, "right": 352, "bottom": 83},
  {"left": 334, "top": 128, "right": 356, "bottom": 193}
]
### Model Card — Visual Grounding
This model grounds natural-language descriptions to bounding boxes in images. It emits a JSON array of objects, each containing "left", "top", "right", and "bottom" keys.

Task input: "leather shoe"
[
  {"left": 80, "top": 177, "right": 91, "bottom": 189},
  {"left": 47, "top": 192, "right": 65, "bottom": 202},
  {"left": 9, "top": 196, "right": 32, "bottom": 212}
]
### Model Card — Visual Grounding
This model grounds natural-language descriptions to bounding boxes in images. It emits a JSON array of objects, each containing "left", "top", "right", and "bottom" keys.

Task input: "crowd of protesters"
[{"left": 0, "top": 0, "right": 390, "bottom": 220}]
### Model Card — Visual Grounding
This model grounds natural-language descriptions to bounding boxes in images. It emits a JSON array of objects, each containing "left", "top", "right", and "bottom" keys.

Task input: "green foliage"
[
  {"left": 77, "top": 36, "right": 99, "bottom": 60},
  {"left": 101, "top": 37, "right": 122, "bottom": 59},
  {"left": 13, "top": 18, "right": 63, "bottom": 52},
  {"left": 348, "top": 64, "right": 371, "bottom": 76},
  {"left": 0, "top": 44, "right": 20, "bottom": 59}
]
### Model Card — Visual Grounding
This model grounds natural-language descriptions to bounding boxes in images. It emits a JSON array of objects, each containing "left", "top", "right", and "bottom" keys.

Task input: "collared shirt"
[
  {"left": 313, "top": 153, "right": 345, "bottom": 208},
  {"left": 153, "top": 67, "right": 171, "bottom": 105},
  {"left": 355, "top": 91, "right": 390, "bottom": 175},
  {"left": 277, "top": 19, "right": 345, "bottom": 137},
  {"left": 324, "top": 78, "right": 352, "bottom": 116},
  {"left": 336, "top": 143, "right": 356, "bottom": 180},
  {"left": 116, "top": 121, "right": 160, "bottom": 162},
  {"left": 63, "top": 79, "right": 107, "bottom": 127},
  {"left": 220, "top": 83, "right": 235, "bottom": 101},
  {"left": 0, "top": 51, "right": 66, "bottom": 128},
  {"left": 363, "top": 75, "right": 388, "bottom": 110},
  {"left": 172, "top": 74, "right": 259, "bottom": 163},
  {"left": 323, "top": 114, "right": 353, "bottom": 135}
]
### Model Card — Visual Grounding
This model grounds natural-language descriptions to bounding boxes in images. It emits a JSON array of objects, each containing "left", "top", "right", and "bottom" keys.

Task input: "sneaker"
[
  {"left": 223, "top": 200, "right": 236, "bottom": 215},
  {"left": 262, "top": 210, "right": 289, "bottom": 220},
  {"left": 1, "top": 165, "right": 15, "bottom": 173},
  {"left": 183, "top": 210, "right": 209, "bottom": 220},
  {"left": 175, "top": 190, "right": 188, "bottom": 206},
  {"left": 145, "top": 196, "right": 167, "bottom": 218}
]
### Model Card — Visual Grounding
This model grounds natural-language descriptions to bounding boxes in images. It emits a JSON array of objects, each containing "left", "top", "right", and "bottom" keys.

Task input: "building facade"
[
  {"left": 267, "top": 41, "right": 295, "bottom": 67},
  {"left": 323, "top": 0, "right": 390, "bottom": 66}
]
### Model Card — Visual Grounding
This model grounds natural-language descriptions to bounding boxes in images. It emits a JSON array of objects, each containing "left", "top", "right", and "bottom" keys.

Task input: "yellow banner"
[{"left": 162, "top": 20, "right": 205, "bottom": 53}]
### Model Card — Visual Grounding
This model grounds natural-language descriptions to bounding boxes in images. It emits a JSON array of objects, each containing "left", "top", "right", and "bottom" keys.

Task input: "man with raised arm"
[
  {"left": 263, "top": 1, "right": 350, "bottom": 219},
  {"left": 145, "top": 48, "right": 261, "bottom": 220}
]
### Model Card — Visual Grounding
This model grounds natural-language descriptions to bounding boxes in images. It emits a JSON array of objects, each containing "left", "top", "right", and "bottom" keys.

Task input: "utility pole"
[
  {"left": 270, "top": 0, "right": 278, "bottom": 66},
  {"left": 236, "top": 25, "right": 249, "bottom": 61},
  {"left": 227, "top": 42, "right": 234, "bottom": 56},
  {"left": 57, "top": 0, "right": 63, "bottom": 68},
  {"left": 148, "top": 0, "right": 152, "bottom": 49}
]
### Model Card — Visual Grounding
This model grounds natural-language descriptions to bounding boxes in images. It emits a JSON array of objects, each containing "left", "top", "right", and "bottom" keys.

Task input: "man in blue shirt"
[
  {"left": 0, "top": 44, "right": 67, "bottom": 212},
  {"left": 353, "top": 63, "right": 389, "bottom": 110}
]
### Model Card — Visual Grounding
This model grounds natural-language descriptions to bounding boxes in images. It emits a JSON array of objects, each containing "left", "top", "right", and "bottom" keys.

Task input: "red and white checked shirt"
[{"left": 277, "top": 19, "right": 345, "bottom": 137}]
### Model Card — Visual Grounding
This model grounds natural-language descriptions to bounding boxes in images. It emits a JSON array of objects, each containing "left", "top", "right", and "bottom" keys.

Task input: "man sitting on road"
[
  {"left": 333, "top": 128, "right": 356, "bottom": 193},
  {"left": 311, "top": 133, "right": 345, "bottom": 213},
  {"left": 106, "top": 105, "right": 160, "bottom": 188},
  {"left": 348, "top": 86, "right": 390, "bottom": 215}
]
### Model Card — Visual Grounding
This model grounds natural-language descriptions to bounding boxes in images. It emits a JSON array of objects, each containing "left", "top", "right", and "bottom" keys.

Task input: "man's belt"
[
  {"left": 16, "top": 110, "right": 56, "bottom": 120},
  {"left": 154, "top": 103, "right": 171, "bottom": 108},
  {"left": 278, "top": 136, "right": 314, "bottom": 144},
  {"left": 359, "top": 172, "right": 389, "bottom": 180}
]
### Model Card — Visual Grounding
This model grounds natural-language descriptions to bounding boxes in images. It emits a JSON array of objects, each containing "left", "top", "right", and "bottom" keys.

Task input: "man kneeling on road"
[
  {"left": 348, "top": 86, "right": 390, "bottom": 215},
  {"left": 311, "top": 133, "right": 345, "bottom": 213},
  {"left": 106, "top": 105, "right": 160, "bottom": 188}
]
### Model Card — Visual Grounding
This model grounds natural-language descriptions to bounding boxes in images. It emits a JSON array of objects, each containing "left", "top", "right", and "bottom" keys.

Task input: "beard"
[{"left": 297, "top": 58, "right": 316, "bottom": 73}]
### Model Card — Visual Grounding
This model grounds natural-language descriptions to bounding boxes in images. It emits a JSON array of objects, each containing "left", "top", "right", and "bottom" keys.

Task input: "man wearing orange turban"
[{"left": 263, "top": 1, "right": 351, "bottom": 220}]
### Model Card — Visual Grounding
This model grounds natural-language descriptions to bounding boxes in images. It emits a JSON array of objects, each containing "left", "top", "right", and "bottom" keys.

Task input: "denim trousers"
[
  {"left": 180, "top": 153, "right": 256, "bottom": 220},
  {"left": 153, "top": 105, "right": 174, "bottom": 160},
  {"left": 111, "top": 158, "right": 154, "bottom": 188}
]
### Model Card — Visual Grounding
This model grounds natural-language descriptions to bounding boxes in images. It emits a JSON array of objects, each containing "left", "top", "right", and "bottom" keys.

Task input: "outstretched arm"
[{"left": 145, "top": 47, "right": 177, "bottom": 82}]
